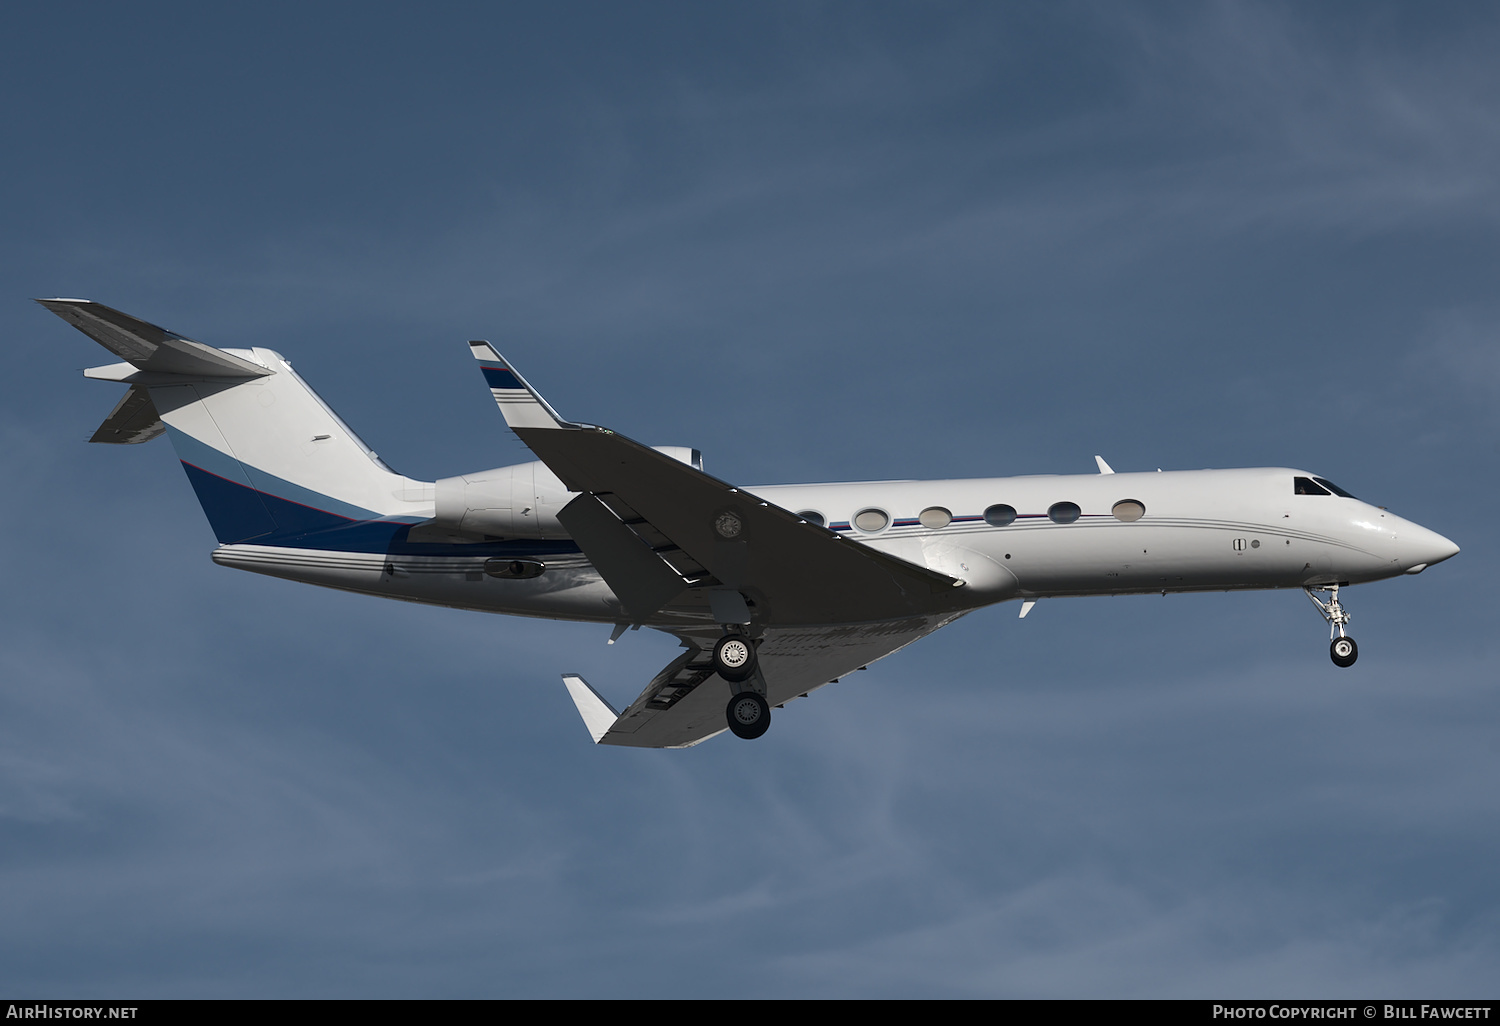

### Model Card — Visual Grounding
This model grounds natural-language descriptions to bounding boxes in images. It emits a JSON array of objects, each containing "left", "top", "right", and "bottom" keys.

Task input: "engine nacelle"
[
  {"left": 432, "top": 447, "right": 702, "bottom": 540},
  {"left": 434, "top": 459, "right": 572, "bottom": 539}
]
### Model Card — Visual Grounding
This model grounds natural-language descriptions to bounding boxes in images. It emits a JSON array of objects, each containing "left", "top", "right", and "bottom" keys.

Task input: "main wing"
[
  {"left": 465, "top": 342, "right": 964, "bottom": 626},
  {"left": 465, "top": 342, "right": 973, "bottom": 747},
  {"left": 564, "top": 613, "right": 967, "bottom": 748}
]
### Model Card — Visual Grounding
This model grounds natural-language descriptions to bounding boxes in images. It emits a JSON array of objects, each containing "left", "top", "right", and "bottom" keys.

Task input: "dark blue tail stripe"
[
  {"left": 181, "top": 461, "right": 280, "bottom": 543},
  {"left": 180, "top": 461, "right": 578, "bottom": 556},
  {"left": 164, "top": 426, "right": 382, "bottom": 522},
  {"left": 481, "top": 365, "right": 525, "bottom": 390}
]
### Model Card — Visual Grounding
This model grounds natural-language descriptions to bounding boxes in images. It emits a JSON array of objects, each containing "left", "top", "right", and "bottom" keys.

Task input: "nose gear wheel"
[
  {"left": 1305, "top": 585, "right": 1358, "bottom": 668},
  {"left": 1330, "top": 636, "right": 1358, "bottom": 668}
]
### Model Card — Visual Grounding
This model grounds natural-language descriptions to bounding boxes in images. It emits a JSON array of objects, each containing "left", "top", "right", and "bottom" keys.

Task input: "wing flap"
[{"left": 555, "top": 491, "right": 689, "bottom": 619}]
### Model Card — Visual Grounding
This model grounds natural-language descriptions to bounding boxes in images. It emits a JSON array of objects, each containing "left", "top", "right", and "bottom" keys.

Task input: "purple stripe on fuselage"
[{"left": 829, "top": 510, "right": 1125, "bottom": 533}]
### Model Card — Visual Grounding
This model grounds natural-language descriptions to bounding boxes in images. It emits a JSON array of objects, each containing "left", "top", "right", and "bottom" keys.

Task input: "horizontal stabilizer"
[
  {"left": 39, "top": 299, "right": 271, "bottom": 379},
  {"left": 561, "top": 674, "right": 621, "bottom": 744},
  {"left": 90, "top": 384, "right": 164, "bottom": 444}
]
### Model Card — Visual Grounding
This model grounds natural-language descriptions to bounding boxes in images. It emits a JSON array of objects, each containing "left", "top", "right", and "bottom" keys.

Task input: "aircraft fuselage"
[{"left": 211, "top": 465, "right": 1456, "bottom": 627}]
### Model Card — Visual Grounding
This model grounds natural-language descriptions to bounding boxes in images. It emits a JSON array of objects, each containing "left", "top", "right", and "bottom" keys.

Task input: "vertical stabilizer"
[
  {"left": 49, "top": 300, "right": 435, "bottom": 545},
  {"left": 145, "top": 349, "right": 434, "bottom": 543}
]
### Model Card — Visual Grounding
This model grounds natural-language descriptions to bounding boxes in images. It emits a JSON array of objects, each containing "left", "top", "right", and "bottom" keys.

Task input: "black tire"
[
  {"left": 713, "top": 634, "right": 757, "bottom": 683},
  {"left": 1330, "top": 636, "right": 1358, "bottom": 668},
  {"left": 726, "top": 691, "right": 771, "bottom": 740}
]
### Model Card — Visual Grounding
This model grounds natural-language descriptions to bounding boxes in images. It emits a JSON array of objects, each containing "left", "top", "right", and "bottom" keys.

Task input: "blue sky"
[{"left": 2, "top": 1, "right": 1497, "bottom": 997}]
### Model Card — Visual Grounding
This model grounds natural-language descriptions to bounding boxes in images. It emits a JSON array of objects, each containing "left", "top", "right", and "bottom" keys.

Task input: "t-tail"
[{"left": 44, "top": 299, "right": 436, "bottom": 548}]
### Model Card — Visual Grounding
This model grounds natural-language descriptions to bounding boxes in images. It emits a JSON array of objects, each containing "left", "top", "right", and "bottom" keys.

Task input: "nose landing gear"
[{"left": 1305, "top": 584, "right": 1358, "bottom": 667}]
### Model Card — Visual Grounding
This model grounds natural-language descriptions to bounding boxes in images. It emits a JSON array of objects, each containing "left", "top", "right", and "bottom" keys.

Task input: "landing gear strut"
[
  {"left": 713, "top": 628, "right": 770, "bottom": 739},
  {"left": 1305, "top": 584, "right": 1357, "bottom": 668}
]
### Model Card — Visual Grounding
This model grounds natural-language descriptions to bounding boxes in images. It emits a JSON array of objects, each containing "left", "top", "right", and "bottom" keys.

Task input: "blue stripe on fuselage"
[
  {"left": 179, "top": 459, "right": 279, "bottom": 543},
  {"left": 162, "top": 426, "right": 575, "bottom": 556},
  {"left": 165, "top": 427, "right": 382, "bottom": 522},
  {"left": 178, "top": 461, "right": 578, "bottom": 556}
]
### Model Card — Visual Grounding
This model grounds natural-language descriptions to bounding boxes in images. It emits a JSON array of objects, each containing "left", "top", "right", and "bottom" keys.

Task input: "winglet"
[
  {"left": 1095, "top": 455, "right": 1115, "bottom": 474},
  {"left": 468, "top": 341, "right": 573, "bottom": 431},
  {"left": 561, "top": 674, "right": 621, "bottom": 743}
]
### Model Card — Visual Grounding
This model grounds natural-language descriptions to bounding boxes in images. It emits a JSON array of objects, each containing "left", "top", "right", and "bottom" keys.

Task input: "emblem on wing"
[{"left": 714, "top": 512, "right": 743, "bottom": 539}]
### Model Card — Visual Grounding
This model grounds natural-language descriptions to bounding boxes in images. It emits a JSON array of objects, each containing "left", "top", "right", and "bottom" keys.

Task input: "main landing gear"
[
  {"left": 1305, "top": 584, "right": 1358, "bottom": 668},
  {"left": 712, "top": 633, "right": 757, "bottom": 683},
  {"left": 713, "top": 630, "right": 770, "bottom": 740},
  {"left": 726, "top": 691, "right": 770, "bottom": 740}
]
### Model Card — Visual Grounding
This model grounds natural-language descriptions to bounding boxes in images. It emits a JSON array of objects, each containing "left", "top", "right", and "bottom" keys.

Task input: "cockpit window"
[
  {"left": 1294, "top": 477, "right": 1331, "bottom": 496},
  {"left": 1313, "top": 477, "right": 1358, "bottom": 499}
]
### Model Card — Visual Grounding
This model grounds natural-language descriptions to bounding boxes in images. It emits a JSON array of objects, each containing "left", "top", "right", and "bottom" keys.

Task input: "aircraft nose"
[{"left": 1400, "top": 523, "right": 1460, "bottom": 574}]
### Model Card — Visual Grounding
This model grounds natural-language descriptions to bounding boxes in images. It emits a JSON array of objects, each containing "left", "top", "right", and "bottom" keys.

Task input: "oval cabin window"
[
  {"left": 1112, "top": 499, "right": 1145, "bottom": 522},
  {"left": 853, "top": 508, "right": 890, "bottom": 533},
  {"left": 1048, "top": 502, "right": 1081, "bottom": 524},
  {"left": 918, "top": 507, "right": 952, "bottom": 529},
  {"left": 983, "top": 504, "right": 1017, "bottom": 527}
]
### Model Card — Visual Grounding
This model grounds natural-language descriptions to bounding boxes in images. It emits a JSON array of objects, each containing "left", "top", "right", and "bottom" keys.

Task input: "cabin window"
[
  {"left": 1294, "top": 477, "right": 1331, "bottom": 496},
  {"left": 1112, "top": 499, "right": 1146, "bottom": 522},
  {"left": 1048, "top": 501, "right": 1081, "bottom": 524},
  {"left": 984, "top": 504, "right": 1017, "bottom": 527},
  {"left": 1313, "top": 477, "right": 1358, "bottom": 499},
  {"left": 853, "top": 508, "right": 890, "bottom": 533},
  {"left": 919, "top": 506, "right": 952, "bottom": 529},
  {"left": 797, "top": 510, "right": 826, "bottom": 527}
]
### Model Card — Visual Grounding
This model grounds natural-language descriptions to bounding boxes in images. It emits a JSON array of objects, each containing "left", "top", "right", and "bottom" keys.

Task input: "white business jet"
[{"left": 46, "top": 300, "right": 1460, "bottom": 748}]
